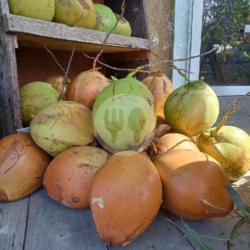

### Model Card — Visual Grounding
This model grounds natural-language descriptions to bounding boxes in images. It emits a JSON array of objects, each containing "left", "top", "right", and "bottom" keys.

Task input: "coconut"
[
  {"left": 92, "top": 74, "right": 156, "bottom": 153},
  {"left": 197, "top": 126, "right": 250, "bottom": 181},
  {"left": 94, "top": 4, "right": 117, "bottom": 32},
  {"left": 143, "top": 72, "right": 174, "bottom": 118},
  {"left": 112, "top": 14, "right": 132, "bottom": 36},
  {"left": 154, "top": 149, "right": 233, "bottom": 220},
  {"left": 152, "top": 133, "right": 199, "bottom": 158},
  {"left": 54, "top": 0, "right": 96, "bottom": 29},
  {"left": 65, "top": 69, "right": 110, "bottom": 109},
  {"left": 90, "top": 151, "right": 162, "bottom": 246},
  {"left": 30, "top": 101, "right": 94, "bottom": 157},
  {"left": 0, "top": 133, "right": 50, "bottom": 201},
  {"left": 43, "top": 146, "right": 109, "bottom": 208},
  {"left": 8, "top": 0, "right": 55, "bottom": 21},
  {"left": 20, "top": 81, "right": 59, "bottom": 125},
  {"left": 46, "top": 75, "right": 71, "bottom": 99},
  {"left": 164, "top": 80, "right": 219, "bottom": 136}
]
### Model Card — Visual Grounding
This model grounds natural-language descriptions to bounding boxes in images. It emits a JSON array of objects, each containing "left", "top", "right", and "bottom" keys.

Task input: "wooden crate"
[{"left": 0, "top": 0, "right": 151, "bottom": 137}]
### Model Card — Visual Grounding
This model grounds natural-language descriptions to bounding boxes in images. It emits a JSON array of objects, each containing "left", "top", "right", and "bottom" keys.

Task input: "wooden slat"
[
  {"left": 0, "top": 198, "right": 29, "bottom": 250},
  {"left": 23, "top": 189, "right": 192, "bottom": 250},
  {"left": 3, "top": 14, "right": 150, "bottom": 53},
  {"left": 0, "top": 16, "right": 22, "bottom": 137},
  {"left": 0, "top": 0, "right": 9, "bottom": 14},
  {"left": 144, "top": 0, "right": 174, "bottom": 75}
]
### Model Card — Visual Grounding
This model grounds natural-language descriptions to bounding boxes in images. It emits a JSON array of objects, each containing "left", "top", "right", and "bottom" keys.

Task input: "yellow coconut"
[
  {"left": 8, "top": 0, "right": 55, "bottom": 21},
  {"left": 54, "top": 0, "right": 96, "bottom": 29}
]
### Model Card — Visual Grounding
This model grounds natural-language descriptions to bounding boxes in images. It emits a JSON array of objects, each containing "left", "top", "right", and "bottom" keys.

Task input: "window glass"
[{"left": 200, "top": 0, "right": 250, "bottom": 86}]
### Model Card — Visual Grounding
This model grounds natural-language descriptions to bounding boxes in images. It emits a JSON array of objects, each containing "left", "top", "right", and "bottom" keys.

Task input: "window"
[{"left": 172, "top": 0, "right": 250, "bottom": 96}]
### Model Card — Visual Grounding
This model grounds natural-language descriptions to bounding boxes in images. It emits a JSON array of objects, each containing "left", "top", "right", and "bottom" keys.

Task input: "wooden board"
[
  {"left": 144, "top": 0, "right": 174, "bottom": 75},
  {"left": 0, "top": 197, "right": 29, "bottom": 250},
  {"left": 3, "top": 14, "right": 150, "bottom": 53},
  {"left": 0, "top": 17, "right": 22, "bottom": 137},
  {"left": 22, "top": 189, "right": 192, "bottom": 250}
]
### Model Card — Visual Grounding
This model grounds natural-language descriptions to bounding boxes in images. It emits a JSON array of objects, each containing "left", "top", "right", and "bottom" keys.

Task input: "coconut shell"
[
  {"left": 197, "top": 126, "right": 250, "bottom": 181},
  {"left": 152, "top": 133, "right": 199, "bottom": 158},
  {"left": 30, "top": 101, "right": 95, "bottom": 157},
  {"left": 143, "top": 72, "right": 173, "bottom": 118},
  {"left": 46, "top": 75, "right": 71, "bottom": 99},
  {"left": 65, "top": 70, "right": 110, "bottom": 109},
  {"left": 43, "top": 146, "right": 109, "bottom": 208},
  {"left": 90, "top": 151, "right": 162, "bottom": 246},
  {"left": 154, "top": 149, "right": 233, "bottom": 220},
  {"left": 54, "top": 0, "right": 96, "bottom": 29},
  {"left": 0, "top": 133, "right": 50, "bottom": 201}
]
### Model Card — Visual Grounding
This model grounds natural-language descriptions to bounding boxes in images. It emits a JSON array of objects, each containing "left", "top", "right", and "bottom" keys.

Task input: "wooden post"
[{"left": 0, "top": 0, "right": 22, "bottom": 137}]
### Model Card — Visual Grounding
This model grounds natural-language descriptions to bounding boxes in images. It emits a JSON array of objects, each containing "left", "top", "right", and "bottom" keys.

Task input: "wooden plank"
[
  {"left": 3, "top": 14, "right": 150, "bottom": 53},
  {"left": 0, "top": 197, "right": 29, "bottom": 250},
  {"left": 0, "top": 16, "right": 22, "bottom": 137},
  {"left": 0, "top": 0, "right": 9, "bottom": 14},
  {"left": 23, "top": 189, "right": 192, "bottom": 250},
  {"left": 144, "top": 0, "right": 174, "bottom": 75}
]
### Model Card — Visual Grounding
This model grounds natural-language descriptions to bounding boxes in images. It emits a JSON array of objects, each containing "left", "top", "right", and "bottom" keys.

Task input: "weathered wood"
[
  {"left": 23, "top": 189, "right": 192, "bottom": 250},
  {"left": 4, "top": 14, "right": 150, "bottom": 53},
  {"left": 104, "top": 0, "right": 150, "bottom": 79},
  {"left": 0, "top": 197, "right": 29, "bottom": 250},
  {"left": 0, "top": 0, "right": 9, "bottom": 14},
  {"left": 105, "top": 0, "right": 149, "bottom": 39},
  {"left": 0, "top": 16, "right": 22, "bottom": 137},
  {"left": 144, "top": 0, "right": 174, "bottom": 75}
]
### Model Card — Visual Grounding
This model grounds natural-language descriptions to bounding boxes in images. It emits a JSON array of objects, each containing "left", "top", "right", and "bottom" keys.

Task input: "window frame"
[{"left": 172, "top": 0, "right": 250, "bottom": 96}]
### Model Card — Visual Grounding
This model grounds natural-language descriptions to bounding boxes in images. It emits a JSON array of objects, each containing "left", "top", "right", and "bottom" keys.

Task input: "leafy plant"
[{"left": 225, "top": 184, "right": 250, "bottom": 250}]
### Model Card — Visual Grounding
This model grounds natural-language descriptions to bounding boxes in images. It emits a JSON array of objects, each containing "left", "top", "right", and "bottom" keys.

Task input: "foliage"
[{"left": 202, "top": 0, "right": 250, "bottom": 60}]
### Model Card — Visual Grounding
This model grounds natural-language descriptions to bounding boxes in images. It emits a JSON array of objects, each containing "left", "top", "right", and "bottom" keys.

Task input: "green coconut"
[
  {"left": 54, "top": 0, "right": 96, "bottom": 29},
  {"left": 92, "top": 74, "right": 156, "bottom": 153},
  {"left": 8, "top": 0, "right": 55, "bottom": 21},
  {"left": 197, "top": 126, "right": 250, "bottom": 181},
  {"left": 164, "top": 80, "right": 219, "bottom": 136},
  {"left": 20, "top": 81, "right": 59, "bottom": 125},
  {"left": 30, "top": 101, "right": 95, "bottom": 157},
  {"left": 94, "top": 4, "right": 117, "bottom": 32},
  {"left": 112, "top": 14, "right": 132, "bottom": 36}
]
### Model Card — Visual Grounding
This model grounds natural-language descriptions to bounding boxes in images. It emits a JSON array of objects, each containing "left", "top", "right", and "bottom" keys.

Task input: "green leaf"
[
  {"left": 230, "top": 217, "right": 250, "bottom": 240},
  {"left": 179, "top": 220, "right": 214, "bottom": 250},
  {"left": 225, "top": 184, "right": 250, "bottom": 214}
]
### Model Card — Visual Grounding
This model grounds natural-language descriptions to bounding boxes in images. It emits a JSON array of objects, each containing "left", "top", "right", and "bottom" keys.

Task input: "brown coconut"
[
  {"left": 46, "top": 75, "right": 71, "bottom": 99},
  {"left": 152, "top": 133, "right": 199, "bottom": 158},
  {"left": 154, "top": 149, "right": 233, "bottom": 220},
  {"left": 0, "top": 133, "right": 50, "bottom": 201},
  {"left": 65, "top": 70, "right": 110, "bottom": 109},
  {"left": 90, "top": 151, "right": 162, "bottom": 246},
  {"left": 143, "top": 72, "right": 174, "bottom": 118},
  {"left": 43, "top": 146, "right": 109, "bottom": 209}
]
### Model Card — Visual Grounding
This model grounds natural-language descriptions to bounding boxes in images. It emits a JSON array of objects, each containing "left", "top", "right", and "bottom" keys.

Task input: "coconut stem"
[
  {"left": 93, "top": 0, "right": 126, "bottom": 71},
  {"left": 212, "top": 92, "right": 250, "bottom": 137},
  {"left": 172, "top": 64, "right": 191, "bottom": 83}
]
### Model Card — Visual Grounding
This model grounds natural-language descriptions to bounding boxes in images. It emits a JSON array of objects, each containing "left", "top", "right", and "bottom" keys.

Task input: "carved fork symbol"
[{"left": 104, "top": 109, "right": 124, "bottom": 143}]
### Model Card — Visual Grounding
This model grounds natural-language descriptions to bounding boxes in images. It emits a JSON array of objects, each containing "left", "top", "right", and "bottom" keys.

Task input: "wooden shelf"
[{"left": 3, "top": 14, "right": 150, "bottom": 53}]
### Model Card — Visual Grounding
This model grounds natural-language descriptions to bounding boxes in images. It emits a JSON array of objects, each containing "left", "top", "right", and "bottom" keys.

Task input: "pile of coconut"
[{"left": 1, "top": 65, "right": 250, "bottom": 247}]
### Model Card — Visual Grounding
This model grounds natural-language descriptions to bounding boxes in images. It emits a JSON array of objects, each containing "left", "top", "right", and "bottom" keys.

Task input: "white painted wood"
[
  {"left": 172, "top": 1, "right": 250, "bottom": 96},
  {"left": 213, "top": 86, "right": 250, "bottom": 96},
  {"left": 172, "top": 0, "right": 204, "bottom": 88}
]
